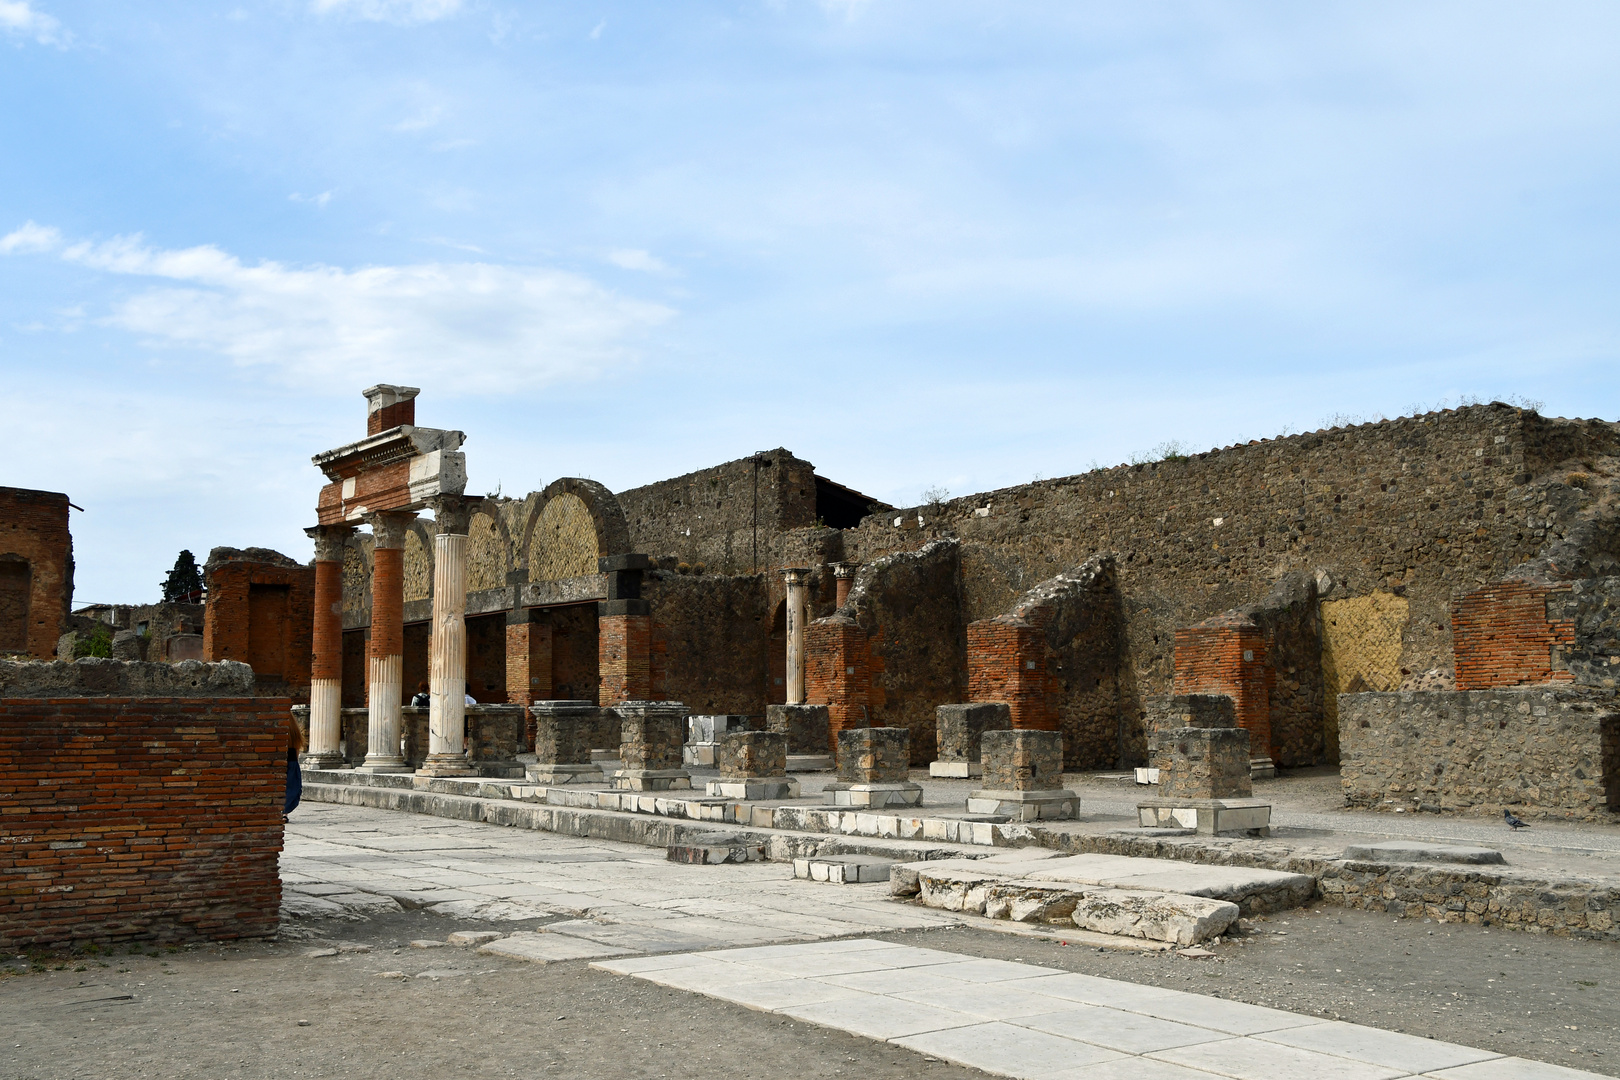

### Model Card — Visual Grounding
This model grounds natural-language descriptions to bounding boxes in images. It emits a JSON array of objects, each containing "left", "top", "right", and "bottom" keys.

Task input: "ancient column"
[
  {"left": 419, "top": 496, "right": 479, "bottom": 777},
  {"left": 782, "top": 567, "right": 810, "bottom": 705},
  {"left": 833, "top": 562, "right": 855, "bottom": 608},
  {"left": 303, "top": 524, "right": 353, "bottom": 769},
  {"left": 358, "top": 511, "right": 414, "bottom": 772}
]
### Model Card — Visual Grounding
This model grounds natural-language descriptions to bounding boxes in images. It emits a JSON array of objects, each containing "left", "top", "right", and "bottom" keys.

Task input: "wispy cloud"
[
  {"left": 606, "top": 249, "right": 672, "bottom": 274},
  {"left": 0, "top": 0, "right": 66, "bottom": 45},
  {"left": 289, "top": 191, "right": 333, "bottom": 208},
  {"left": 309, "top": 0, "right": 462, "bottom": 26},
  {"left": 589, "top": 20, "right": 605, "bottom": 40},
  {"left": 389, "top": 104, "right": 444, "bottom": 132},
  {"left": 2, "top": 222, "right": 675, "bottom": 393}
]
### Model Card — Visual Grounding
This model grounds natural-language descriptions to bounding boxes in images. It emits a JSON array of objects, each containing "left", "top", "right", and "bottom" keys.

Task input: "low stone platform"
[
  {"left": 793, "top": 854, "right": 895, "bottom": 883},
  {"left": 1138, "top": 797, "right": 1271, "bottom": 836},
  {"left": 1343, "top": 840, "right": 1507, "bottom": 865}
]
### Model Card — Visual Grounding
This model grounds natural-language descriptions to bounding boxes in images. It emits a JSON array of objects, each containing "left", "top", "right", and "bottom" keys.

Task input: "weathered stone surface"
[
  {"left": 767, "top": 703, "right": 830, "bottom": 755},
  {"left": 979, "top": 729, "right": 1063, "bottom": 791},
  {"left": 836, "top": 726, "right": 910, "bottom": 783},
  {"left": 718, "top": 730, "right": 787, "bottom": 779},
  {"left": 1339, "top": 687, "right": 1619, "bottom": 820},
  {"left": 616, "top": 700, "right": 689, "bottom": 772},
  {"left": 1343, "top": 841, "right": 1506, "bottom": 865},
  {"left": 935, "top": 702, "right": 1011, "bottom": 762},
  {"left": 794, "top": 855, "right": 894, "bottom": 883},
  {"left": 666, "top": 832, "right": 764, "bottom": 864},
  {"left": 1157, "top": 723, "right": 1253, "bottom": 801},
  {"left": 0, "top": 657, "right": 257, "bottom": 698},
  {"left": 532, "top": 700, "right": 600, "bottom": 766},
  {"left": 1069, "top": 888, "right": 1239, "bottom": 946}
]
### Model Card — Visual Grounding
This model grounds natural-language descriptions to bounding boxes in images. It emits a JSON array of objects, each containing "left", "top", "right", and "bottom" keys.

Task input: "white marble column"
[
  {"left": 782, "top": 567, "right": 811, "bottom": 705},
  {"left": 303, "top": 524, "right": 352, "bottom": 768},
  {"left": 418, "top": 496, "right": 477, "bottom": 777},
  {"left": 358, "top": 511, "right": 413, "bottom": 772}
]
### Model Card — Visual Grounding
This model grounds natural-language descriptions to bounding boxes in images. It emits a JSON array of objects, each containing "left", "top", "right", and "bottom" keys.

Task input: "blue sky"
[{"left": 3, "top": 1, "right": 1617, "bottom": 603}]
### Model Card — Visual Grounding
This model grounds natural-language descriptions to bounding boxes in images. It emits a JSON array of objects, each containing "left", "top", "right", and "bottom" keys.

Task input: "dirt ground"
[{"left": 3, "top": 899, "right": 1616, "bottom": 1080}]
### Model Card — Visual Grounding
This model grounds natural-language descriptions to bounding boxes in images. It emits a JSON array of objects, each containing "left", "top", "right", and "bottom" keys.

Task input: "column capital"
[
  {"left": 832, "top": 562, "right": 857, "bottom": 580},
  {"left": 364, "top": 510, "right": 416, "bottom": 550},
  {"left": 305, "top": 524, "right": 355, "bottom": 563},
  {"left": 780, "top": 567, "right": 812, "bottom": 586},
  {"left": 428, "top": 494, "right": 485, "bottom": 537}
]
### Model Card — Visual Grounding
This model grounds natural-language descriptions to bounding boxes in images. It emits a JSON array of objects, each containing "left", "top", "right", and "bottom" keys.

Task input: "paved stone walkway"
[{"left": 595, "top": 940, "right": 1608, "bottom": 1080}]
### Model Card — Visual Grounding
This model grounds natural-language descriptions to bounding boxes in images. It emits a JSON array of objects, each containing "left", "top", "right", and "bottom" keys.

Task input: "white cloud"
[
  {"left": 310, "top": 0, "right": 462, "bottom": 25},
  {"left": 389, "top": 105, "right": 444, "bottom": 132},
  {"left": 606, "top": 248, "right": 672, "bottom": 274},
  {"left": 4, "top": 224, "right": 674, "bottom": 393},
  {"left": 0, "top": 0, "right": 65, "bottom": 45},
  {"left": 589, "top": 20, "right": 604, "bottom": 40},
  {"left": 289, "top": 191, "right": 333, "bottom": 208},
  {"left": 0, "top": 220, "right": 61, "bottom": 253}
]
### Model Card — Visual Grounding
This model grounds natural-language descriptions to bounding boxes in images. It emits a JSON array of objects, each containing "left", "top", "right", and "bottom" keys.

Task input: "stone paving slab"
[{"left": 593, "top": 941, "right": 1611, "bottom": 1080}]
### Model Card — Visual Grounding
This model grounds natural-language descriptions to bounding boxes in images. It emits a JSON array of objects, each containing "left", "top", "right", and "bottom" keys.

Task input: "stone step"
[
  {"left": 792, "top": 855, "right": 895, "bottom": 883},
  {"left": 1342, "top": 841, "right": 1506, "bottom": 865},
  {"left": 667, "top": 832, "right": 766, "bottom": 865}
]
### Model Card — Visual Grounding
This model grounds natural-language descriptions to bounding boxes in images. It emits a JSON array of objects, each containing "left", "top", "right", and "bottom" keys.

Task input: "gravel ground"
[{"left": 4, "top": 899, "right": 1617, "bottom": 1079}]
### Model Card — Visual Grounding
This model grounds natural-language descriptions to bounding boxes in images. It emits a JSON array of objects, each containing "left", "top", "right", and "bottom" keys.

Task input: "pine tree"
[{"left": 161, "top": 550, "right": 205, "bottom": 603}]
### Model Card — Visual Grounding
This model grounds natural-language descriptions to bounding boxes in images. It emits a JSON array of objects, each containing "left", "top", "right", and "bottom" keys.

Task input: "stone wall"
[
  {"left": 846, "top": 406, "right": 1620, "bottom": 766},
  {"left": 0, "top": 658, "right": 256, "bottom": 698},
  {"left": 1339, "top": 687, "right": 1618, "bottom": 819},
  {"left": 645, "top": 571, "right": 771, "bottom": 717},
  {"left": 0, "top": 486, "right": 73, "bottom": 660},
  {"left": 0, "top": 695, "right": 285, "bottom": 947}
]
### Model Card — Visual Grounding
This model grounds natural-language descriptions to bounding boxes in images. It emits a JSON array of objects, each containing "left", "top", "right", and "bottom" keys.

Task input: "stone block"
[
  {"left": 1157, "top": 725, "right": 1253, "bottom": 800},
  {"left": 447, "top": 930, "right": 504, "bottom": 947},
  {"left": 718, "top": 730, "right": 787, "bottom": 779},
  {"left": 979, "top": 729, "right": 1064, "bottom": 791},
  {"left": 616, "top": 700, "right": 688, "bottom": 772},
  {"left": 836, "top": 726, "right": 910, "bottom": 784},
  {"left": 793, "top": 855, "right": 895, "bottom": 884},
  {"left": 1137, "top": 798, "right": 1271, "bottom": 836},
  {"left": 767, "top": 703, "right": 830, "bottom": 755},
  {"left": 705, "top": 778, "right": 800, "bottom": 800},
  {"left": 532, "top": 700, "right": 600, "bottom": 765},
  {"left": 665, "top": 832, "right": 764, "bottom": 864},
  {"left": 822, "top": 781, "right": 923, "bottom": 808},
  {"left": 786, "top": 754, "right": 832, "bottom": 772},
  {"left": 965, "top": 788, "right": 1079, "bottom": 821},
  {"left": 1342, "top": 841, "right": 1506, "bottom": 865},
  {"left": 1160, "top": 693, "right": 1238, "bottom": 729},
  {"left": 1069, "top": 888, "right": 1240, "bottom": 946},
  {"left": 934, "top": 702, "right": 1011, "bottom": 765},
  {"left": 688, "top": 714, "right": 749, "bottom": 744}
]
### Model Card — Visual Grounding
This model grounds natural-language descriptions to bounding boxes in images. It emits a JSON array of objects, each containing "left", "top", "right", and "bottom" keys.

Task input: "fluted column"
[
  {"left": 782, "top": 567, "right": 811, "bottom": 705},
  {"left": 358, "top": 511, "right": 414, "bottom": 772},
  {"left": 303, "top": 524, "right": 353, "bottom": 768},
  {"left": 419, "top": 496, "right": 479, "bottom": 777}
]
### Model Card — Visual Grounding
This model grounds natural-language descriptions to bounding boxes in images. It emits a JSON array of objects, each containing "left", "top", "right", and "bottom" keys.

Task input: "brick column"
[
  {"left": 506, "top": 609, "right": 553, "bottom": 704},
  {"left": 782, "top": 567, "right": 810, "bottom": 704},
  {"left": 966, "top": 616, "right": 1054, "bottom": 730},
  {"left": 1173, "top": 618, "right": 1275, "bottom": 777},
  {"left": 833, "top": 563, "right": 855, "bottom": 608},
  {"left": 303, "top": 524, "right": 352, "bottom": 768},
  {"left": 598, "top": 554, "right": 653, "bottom": 707},
  {"left": 806, "top": 613, "right": 871, "bottom": 752},
  {"left": 358, "top": 511, "right": 414, "bottom": 772},
  {"left": 419, "top": 496, "right": 479, "bottom": 777}
]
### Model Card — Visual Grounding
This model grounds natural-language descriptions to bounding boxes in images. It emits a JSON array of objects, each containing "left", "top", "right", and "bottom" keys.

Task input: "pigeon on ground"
[{"left": 1504, "top": 809, "right": 1530, "bottom": 829}]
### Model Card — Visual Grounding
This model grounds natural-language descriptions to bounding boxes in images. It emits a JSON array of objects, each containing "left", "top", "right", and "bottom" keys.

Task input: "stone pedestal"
[
  {"left": 706, "top": 730, "right": 798, "bottom": 799},
  {"left": 613, "top": 700, "right": 692, "bottom": 791},
  {"left": 684, "top": 714, "right": 749, "bottom": 767},
  {"left": 1137, "top": 694, "right": 1268, "bottom": 835},
  {"left": 826, "top": 726, "right": 921, "bottom": 807},
  {"left": 968, "top": 729, "right": 1078, "bottom": 821},
  {"left": 930, "top": 702, "right": 1011, "bottom": 778},
  {"left": 529, "top": 700, "right": 606, "bottom": 784},
  {"left": 359, "top": 511, "right": 414, "bottom": 772},
  {"left": 767, "top": 703, "right": 832, "bottom": 771}
]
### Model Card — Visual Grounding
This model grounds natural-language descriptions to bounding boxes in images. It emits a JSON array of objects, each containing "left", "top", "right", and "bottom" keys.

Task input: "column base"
[
  {"left": 299, "top": 751, "right": 347, "bottom": 770},
  {"left": 705, "top": 778, "right": 800, "bottom": 800},
  {"left": 823, "top": 782, "right": 924, "bottom": 808},
  {"left": 966, "top": 788, "right": 1079, "bottom": 821},
  {"left": 612, "top": 768, "right": 693, "bottom": 791},
  {"left": 356, "top": 755, "right": 410, "bottom": 774},
  {"left": 929, "top": 760, "right": 982, "bottom": 778},
  {"left": 1250, "top": 757, "right": 1277, "bottom": 780},
  {"left": 527, "top": 763, "right": 606, "bottom": 785},
  {"left": 416, "top": 753, "right": 475, "bottom": 778}
]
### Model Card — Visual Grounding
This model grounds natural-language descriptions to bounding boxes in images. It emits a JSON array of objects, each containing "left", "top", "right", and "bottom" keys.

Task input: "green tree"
[{"left": 161, "top": 550, "right": 205, "bottom": 602}]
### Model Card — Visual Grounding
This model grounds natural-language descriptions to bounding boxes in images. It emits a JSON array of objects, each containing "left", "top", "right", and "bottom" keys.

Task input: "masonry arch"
[
  {"left": 467, "top": 508, "right": 513, "bottom": 592},
  {"left": 520, "top": 478, "right": 632, "bottom": 582}
]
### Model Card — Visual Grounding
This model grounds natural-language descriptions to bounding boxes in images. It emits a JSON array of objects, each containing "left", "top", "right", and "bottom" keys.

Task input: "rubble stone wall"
[{"left": 1339, "top": 687, "right": 1618, "bottom": 819}]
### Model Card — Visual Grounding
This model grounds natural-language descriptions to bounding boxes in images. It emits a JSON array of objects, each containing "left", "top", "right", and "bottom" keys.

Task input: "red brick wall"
[
  {"left": 1453, "top": 581, "right": 1576, "bottom": 690},
  {"left": 506, "top": 620, "right": 553, "bottom": 704},
  {"left": 599, "top": 613, "right": 652, "bottom": 705},
  {"left": 1173, "top": 621, "right": 1274, "bottom": 758},
  {"left": 806, "top": 615, "right": 882, "bottom": 750},
  {"left": 966, "top": 617, "right": 1055, "bottom": 730},
  {"left": 0, "top": 697, "right": 286, "bottom": 949},
  {"left": 315, "top": 460, "right": 413, "bottom": 525},
  {"left": 367, "top": 398, "right": 414, "bottom": 436},
  {"left": 0, "top": 486, "right": 73, "bottom": 659},
  {"left": 203, "top": 561, "right": 315, "bottom": 701}
]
